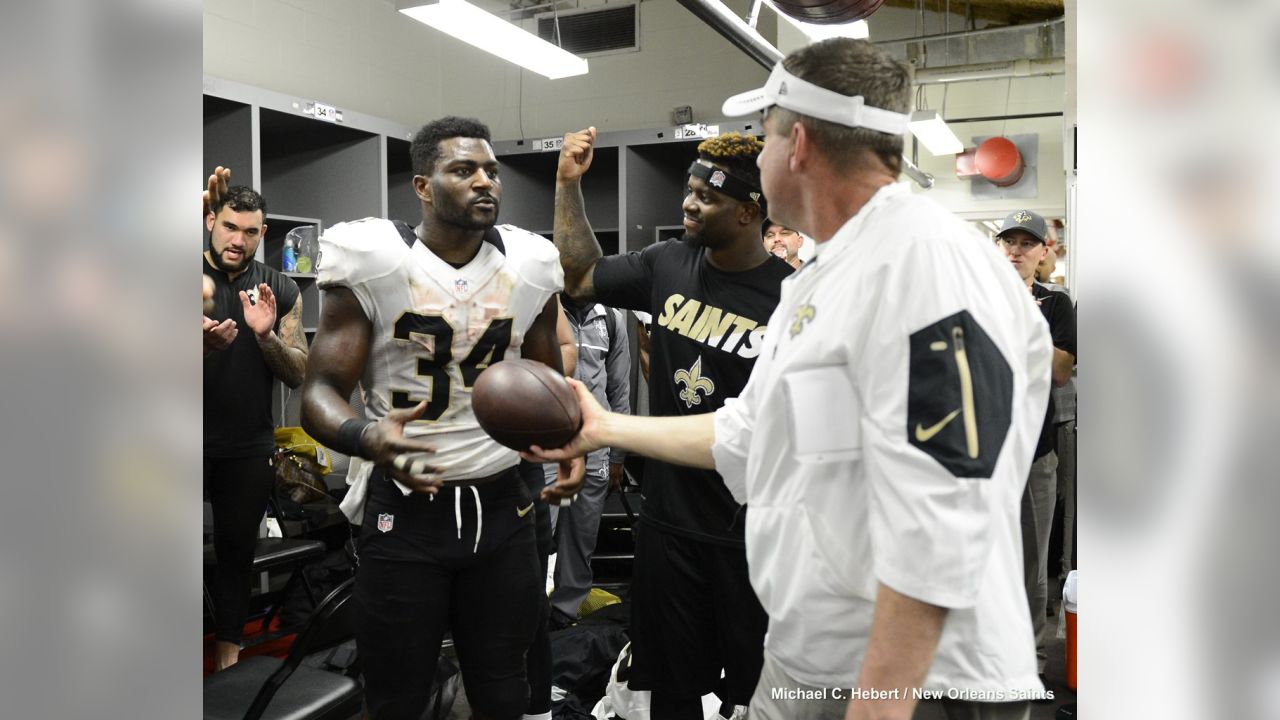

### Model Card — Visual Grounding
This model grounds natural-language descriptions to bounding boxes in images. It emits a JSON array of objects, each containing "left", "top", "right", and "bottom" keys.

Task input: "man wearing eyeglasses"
[{"left": 995, "top": 209, "right": 1077, "bottom": 678}]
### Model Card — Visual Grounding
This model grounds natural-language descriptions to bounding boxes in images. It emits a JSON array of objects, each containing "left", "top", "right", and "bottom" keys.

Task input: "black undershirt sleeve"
[
  {"left": 590, "top": 243, "right": 662, "bottom": 312},
  {"left": 1049, "top": 293, "right": 1076, "bottom": 360}
]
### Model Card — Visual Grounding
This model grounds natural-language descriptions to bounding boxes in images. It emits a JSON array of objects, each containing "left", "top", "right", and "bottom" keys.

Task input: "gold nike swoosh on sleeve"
[
  {"left": 516, "top": 502, "right": 535, "bottom": 518},
  {"left": 953, "top": 326, "right": 980, "bottom": 459},
  {"left": 914, "top": 408, "right": 961, "bottom": 443}
]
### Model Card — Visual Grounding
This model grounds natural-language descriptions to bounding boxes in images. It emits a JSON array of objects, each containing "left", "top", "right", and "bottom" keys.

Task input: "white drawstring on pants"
[{"left": 453, "top": 486, "right": 483, "bottom": 553}]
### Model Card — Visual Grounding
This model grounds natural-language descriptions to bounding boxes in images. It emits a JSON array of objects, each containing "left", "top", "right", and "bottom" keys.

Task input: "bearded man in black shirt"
[{"left": 202, "top": 169, "right": 309, "bottom": 670}]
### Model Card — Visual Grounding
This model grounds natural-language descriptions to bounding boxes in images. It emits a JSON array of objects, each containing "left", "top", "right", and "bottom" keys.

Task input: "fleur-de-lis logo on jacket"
[
  {"left": 790, "top": 304, "right": 816, "bottom": 338},
  {"left": 674, "top": 356, "right": 716, "bottom": 408}
]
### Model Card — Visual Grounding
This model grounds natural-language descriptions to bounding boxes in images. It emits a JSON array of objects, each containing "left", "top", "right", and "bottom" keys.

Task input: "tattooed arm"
[
  {"left": 241, "top": 283, "right": 308, "bottom": 388},
  {"left": 554, "top": 127, "right": 604, "bottom": 304}
]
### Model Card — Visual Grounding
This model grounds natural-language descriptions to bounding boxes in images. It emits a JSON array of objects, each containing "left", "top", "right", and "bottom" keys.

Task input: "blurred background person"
[
  {"left": 544, "top": 297, "right": 630, "bottom": 627},
  {"left": 523, "top": 296, "right": 578, "bottom": 720},
  {"left": 761, "top": 220, "right": 805, "bottom": 269},
  {"left": 996, "top": 209, "right": 1076, "bottom": 677}
]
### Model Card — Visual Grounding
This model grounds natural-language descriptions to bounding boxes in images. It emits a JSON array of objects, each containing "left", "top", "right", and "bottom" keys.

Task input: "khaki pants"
[{"left": 748, "top": 651, "right": 1031, "bottom": 720}]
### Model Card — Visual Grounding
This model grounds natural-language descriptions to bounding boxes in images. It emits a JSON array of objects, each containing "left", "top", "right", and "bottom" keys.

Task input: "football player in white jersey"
[{"left": 301, "top": 116, "right": 584, "bottom": 720}]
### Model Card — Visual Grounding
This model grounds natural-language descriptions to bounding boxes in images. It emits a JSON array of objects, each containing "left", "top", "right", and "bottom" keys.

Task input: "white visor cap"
[{"left": 721, "top": 62, "right": 909, "bottom": 136}]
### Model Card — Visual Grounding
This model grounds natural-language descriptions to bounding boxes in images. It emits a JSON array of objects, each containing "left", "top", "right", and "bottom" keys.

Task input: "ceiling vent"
[{"left": 537, "top": 4, "right": 638, "bottom": 56}]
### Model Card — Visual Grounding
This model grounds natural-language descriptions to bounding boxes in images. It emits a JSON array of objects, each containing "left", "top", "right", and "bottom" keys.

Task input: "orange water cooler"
[{"left": 1063, "top": 570, "right": 1078, "bottom": 691}]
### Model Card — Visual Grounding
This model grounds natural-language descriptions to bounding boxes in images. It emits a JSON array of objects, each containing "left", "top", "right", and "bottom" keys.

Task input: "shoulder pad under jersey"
[
  {"left": 495, "top": 225, "right": 565, "bottom": 293},
  {"left": 318, "top": 218, "right": 410, "bottom": 289}
]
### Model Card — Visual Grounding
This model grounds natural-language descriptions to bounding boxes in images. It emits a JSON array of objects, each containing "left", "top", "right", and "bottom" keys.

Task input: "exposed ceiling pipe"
[
  {"left": 874, "top": 17, "right": 1063, "bottom": 45},
  {"left": 675, "top": 0, "right": 781, "bottom": 70},
  {"left": 915, "top": 57, "right": 1065, "bottom": 85},
  {"left": 901, "top": 156, "right": 935, "bottom": 189}
]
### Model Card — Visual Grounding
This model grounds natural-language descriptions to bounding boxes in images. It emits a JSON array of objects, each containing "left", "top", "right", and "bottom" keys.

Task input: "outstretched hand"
[
  {"left": 540, "top": 455, "right": 586, "bottom": 504},
  {"left": 556, "top": 127, "right": 596, "bottom": 183},
  {"left": 203, "top": 315, "right": 237, "bottom": 355},
  {"left": 204, "top": 166, "right": 231, "bottom": 218},
  {"left": 521, "top": 378, "right": 608, "bottom": 464},
  {"left": 239, "top": 283, "right": 277, "bottom": 339},
  {"left": 364, "top": 401, "right": 445, "bottom": 495}
]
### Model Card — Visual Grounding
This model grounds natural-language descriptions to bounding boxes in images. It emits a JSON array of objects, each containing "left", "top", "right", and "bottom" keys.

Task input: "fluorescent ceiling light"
[
  {"left": 399, "top": 0, "right": 588, "bottom": 80},
  {"left": 762, "top": 0, "right": 869, "bottom": 41},
  {"left": 909, "top": 110, "right": 964, "bottom": 155}
]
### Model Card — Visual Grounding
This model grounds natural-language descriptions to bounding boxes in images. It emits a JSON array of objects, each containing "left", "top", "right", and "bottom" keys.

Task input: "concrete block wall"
[{"left": 204, "top": 0, "right": 1068, "bottom": 218}]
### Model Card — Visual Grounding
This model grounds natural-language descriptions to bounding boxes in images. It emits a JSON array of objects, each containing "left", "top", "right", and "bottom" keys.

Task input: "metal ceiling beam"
[
  {"left": 874, "top": 16, "right": 1062, "bottom": 45},
  {"left": 675, "top": 0, "right": 781, "bottom": 70},
  {"left": 914, "top": 57, "right": 1064, "bottom": 84},
  {"left": 901, "top": 157, "right": 935, "bottom": 189}
]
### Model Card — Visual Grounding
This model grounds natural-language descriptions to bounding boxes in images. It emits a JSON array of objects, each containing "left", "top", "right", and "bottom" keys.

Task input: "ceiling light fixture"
[
  {"left": 908, "top": 109, "right": 964, "bottom": 155},
  {"left": 398, "top": 0, "right": 588, "bottom": 80}
]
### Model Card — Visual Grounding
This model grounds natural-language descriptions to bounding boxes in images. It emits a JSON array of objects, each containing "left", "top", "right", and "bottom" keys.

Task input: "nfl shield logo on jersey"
[
  {"left": 454, "top": 278, "right": 469, "bottom": 297},
  {"left": 376, "top": 513, "right": 394, "bottom": 533}
]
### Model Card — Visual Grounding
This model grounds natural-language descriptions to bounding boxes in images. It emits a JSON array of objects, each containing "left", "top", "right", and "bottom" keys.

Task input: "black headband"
[{"left": 687, "top": 161, "right": 764, "bottom": 205}]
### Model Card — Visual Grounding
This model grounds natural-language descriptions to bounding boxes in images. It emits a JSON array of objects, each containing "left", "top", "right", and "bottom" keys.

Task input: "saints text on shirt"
[{"left": 656, "top": 293, "right": 768, "bottom": 358}]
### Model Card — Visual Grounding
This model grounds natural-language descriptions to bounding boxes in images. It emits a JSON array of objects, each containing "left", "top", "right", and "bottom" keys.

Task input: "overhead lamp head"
[{"left": 908, "top": 110, "right": 964, "bottom": 156}]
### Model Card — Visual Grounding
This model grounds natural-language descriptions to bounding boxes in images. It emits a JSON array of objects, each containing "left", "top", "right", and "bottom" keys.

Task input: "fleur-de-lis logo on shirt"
[
  {"left": 674, "top": 356, "right": 716, "bottom": 408},
  {"left": 790, "top": 304, "right": 816, "bottom": 337}
]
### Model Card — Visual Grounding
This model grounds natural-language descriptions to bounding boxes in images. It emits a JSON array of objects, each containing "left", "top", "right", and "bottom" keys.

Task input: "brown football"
[
  {"left": 770, "top": 0, "right": 881, "bottom": 24},
  {"left": 472, "top": 359, "right": 583, "bottom": 451}
]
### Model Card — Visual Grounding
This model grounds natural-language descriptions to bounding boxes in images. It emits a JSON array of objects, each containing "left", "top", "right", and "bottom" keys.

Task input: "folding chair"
[{"left": 203, "top": 577, "right": 361, "bottom": 720}]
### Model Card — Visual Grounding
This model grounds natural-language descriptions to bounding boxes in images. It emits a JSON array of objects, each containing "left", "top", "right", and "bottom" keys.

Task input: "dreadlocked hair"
[{"left": 697, "top": 132, "right": 764, "bottom": 192}]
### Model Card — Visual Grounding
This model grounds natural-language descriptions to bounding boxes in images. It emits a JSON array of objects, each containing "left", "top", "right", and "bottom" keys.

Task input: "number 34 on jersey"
[{"left": 391, "top": 312, "right": 513, "bottom": 422}]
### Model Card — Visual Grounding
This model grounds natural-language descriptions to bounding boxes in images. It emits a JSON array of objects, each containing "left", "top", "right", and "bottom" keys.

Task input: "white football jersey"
[{"left": 319, "top": 218, "right": 564, "bottom": 484}]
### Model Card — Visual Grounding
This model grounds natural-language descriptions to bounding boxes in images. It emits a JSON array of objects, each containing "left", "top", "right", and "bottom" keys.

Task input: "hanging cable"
[{"left": 944, "top": 0, "right": 950, "bottom": 66}]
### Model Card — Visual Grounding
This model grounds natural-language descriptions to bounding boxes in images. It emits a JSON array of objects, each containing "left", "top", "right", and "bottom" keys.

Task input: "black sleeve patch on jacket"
[{"left": 906, "top": 310, "right": 1013, "bottom": 478}]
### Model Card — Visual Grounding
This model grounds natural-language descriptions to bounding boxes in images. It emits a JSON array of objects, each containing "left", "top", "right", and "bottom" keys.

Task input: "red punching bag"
[{"left": 974, "top": 137, "right": 1025, "bottom": 187}]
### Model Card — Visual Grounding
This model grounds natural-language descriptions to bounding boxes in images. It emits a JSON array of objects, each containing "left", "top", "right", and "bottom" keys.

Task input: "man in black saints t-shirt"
[
  {"left": 995, "top": 209, "right": 1077, "bottom": 675},
  {"left": 202, "top": 170, "right": 309, "bottom": 670},
  {"left": 551, "top": 128, "right": 792, "bottom": 718}
]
